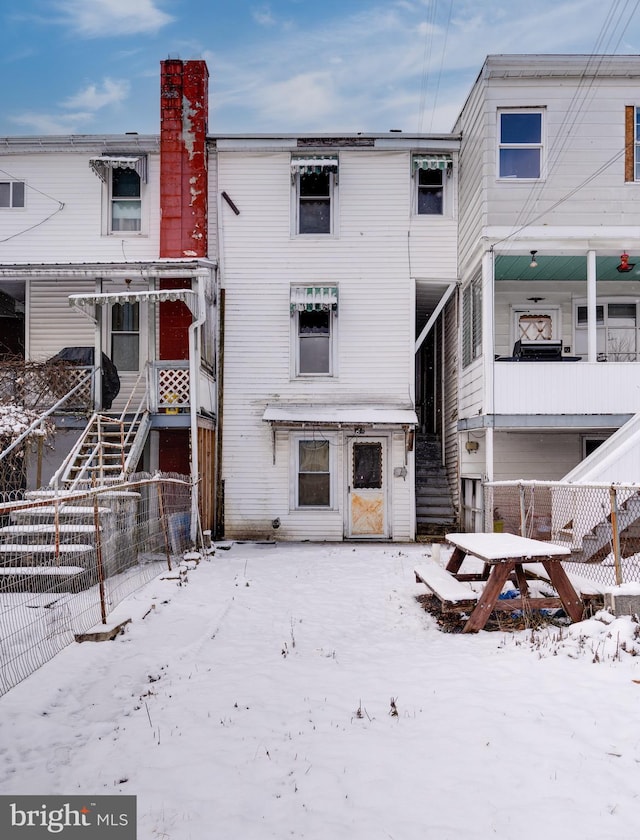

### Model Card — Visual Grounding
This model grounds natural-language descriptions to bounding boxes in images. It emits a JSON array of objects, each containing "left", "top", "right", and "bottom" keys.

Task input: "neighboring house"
[
  {"left": 214, "top": 130, "right": 459, "bottom": 540},
  {"left": 452, "top": 54, "right": 640, "bottom": 529},
  {"left": 0, "top": 60, "right": 218, "bottom": 534}
]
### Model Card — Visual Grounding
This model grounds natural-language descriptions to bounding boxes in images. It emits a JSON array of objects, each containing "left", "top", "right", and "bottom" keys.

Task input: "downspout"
[{"left": 188, "top": 275, "right": 207, "bottom": 544}]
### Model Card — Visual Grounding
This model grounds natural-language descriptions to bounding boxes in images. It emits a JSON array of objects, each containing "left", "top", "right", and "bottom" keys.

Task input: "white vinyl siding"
[
  {"left": 0, "top": 150, "right": 160, "bottom": 264},
  {"left": 28, "top": 278, "right": 95, "bottom": 361},
  {"left": 219, "top": 148, "right": 425, "bottom": 541}
]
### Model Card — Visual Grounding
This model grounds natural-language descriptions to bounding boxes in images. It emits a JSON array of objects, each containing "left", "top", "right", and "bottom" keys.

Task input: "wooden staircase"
[
  {"left": 53, "top": 410, "right": 150, "bottom": 490},
  {"left": 415, "top": 433, "right": 457, "bottom": 538}
]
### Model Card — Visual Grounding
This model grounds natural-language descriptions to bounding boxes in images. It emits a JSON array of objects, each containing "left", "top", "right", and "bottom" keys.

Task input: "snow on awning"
[
  {"left": 412, "top": 154, "right": 452, "bottom": 171},
  {"left": 290, "top": 286, "right": 338, "bottom": 314},
  {"left": 262, "top": 404, "right": 418, "bottom": 426},
  {"left": 69, "top": 289, "right": 198, "bottom": 316},
  {"left": 291, "top": 155, "right": 339, "bottom": 175},
  {"left": 89, "top": 155, "right": 148, "bottom": 183}
]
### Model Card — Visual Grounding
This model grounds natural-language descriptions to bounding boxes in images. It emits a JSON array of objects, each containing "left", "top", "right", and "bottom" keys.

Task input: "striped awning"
[
  {"left": 89, "top": 155, "right": 148, "bottom": 183},
  {"left": 413, "top": 154, "right": 452, "bottom": 171},
  {"left": 291, "top": 155, "right": 339, "bottom": 175},
  {"left": 290, "top": 286, "right": 338, "bottom": 314},
  {"left": 69, "top": 289, "right": 198, "bottom": 316}
]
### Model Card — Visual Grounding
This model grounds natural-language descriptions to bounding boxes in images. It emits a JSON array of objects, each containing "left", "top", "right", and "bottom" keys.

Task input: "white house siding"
[
  {"left": 219, "top": 147, "right": 419, "bottom": 541},
  {"left": 443, "top": 296, "right": 460, "bottom": 516},
  {"left": 493, "top": 431, "right": 583, "bottom": 481},
  {"left": 482, "top": 68, "right": 638, "bottom": 229},
  {"left": 0, "top": 146, "right": 160, "bottom": 264},
  {"left": 453, "top": 74, "right": 486, "bottom": 277},
  {"left": 28, "top": 278, "right": 94, "bottom": 361},
  {"left": 459, "top": 358, "right": 483, "bottom": 417}
]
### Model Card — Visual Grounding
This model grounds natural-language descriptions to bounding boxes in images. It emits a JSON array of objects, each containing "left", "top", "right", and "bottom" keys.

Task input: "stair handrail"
[
  {"left": 0, "top": 370, "right": 94, "bottom": 464},
  {"left": 50, "top": 411, "right": 101, "bottom": 491}
]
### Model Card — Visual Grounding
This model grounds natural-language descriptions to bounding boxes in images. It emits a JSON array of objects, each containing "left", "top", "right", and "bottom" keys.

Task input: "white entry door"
[
  {"left": 104, "top": 285, "right": 148, "bottom": 413},
  {"left": 346, "top": 437, "right": 388, "bottom": 538}
]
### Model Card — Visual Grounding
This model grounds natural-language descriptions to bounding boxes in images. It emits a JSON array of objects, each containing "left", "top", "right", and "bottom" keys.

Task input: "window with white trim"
[
  {"left": 412, "top": 155, "right": 451, "bottom": 215},
  {"left": 111, "top": 167, "right": 141, "bottom": 232},
  {"left": 462, "top": 276, "right": 482, "bottom": 368},
  {"left": 0, "top": 181, "right": 25, "bottom": 208},
  {"left": 111, "top": 301, "right": 140, "bottom": 370},
  {"left": 574, "top": 299, "right": 639, "bottom": 361},
  {"left": 90, "top": 155, "right": 147, "bottom": 235},
  {"left": 498, "top": 110, "right": 543, "bottom": 179},
  {"left": 291, "top": 433, "right": 337, "bottom": 509},
  {"left": 291, "top": 156, "right": 338, "bottom": 235},
  {"left": 290, "top": 285, "right": 338, "bottom": 377}
]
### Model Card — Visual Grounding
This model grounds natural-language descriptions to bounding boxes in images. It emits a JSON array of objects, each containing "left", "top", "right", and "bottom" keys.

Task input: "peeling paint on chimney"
[{"left": 160, "top": 59, "right": 209, "bottom": 258}]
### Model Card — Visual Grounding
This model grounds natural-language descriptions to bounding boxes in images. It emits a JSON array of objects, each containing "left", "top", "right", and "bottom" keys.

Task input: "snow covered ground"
[{"left": 1, "top": 540, "right": 640, "bottom": 840}]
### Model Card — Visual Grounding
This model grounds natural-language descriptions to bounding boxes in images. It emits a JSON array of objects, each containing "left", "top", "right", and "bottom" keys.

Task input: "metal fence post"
[
  {"left": 609, "top": 485, "right": 623, "bottom": 586},
  {"left": 157, "top": 482, "right": 173, "bottom": 571},
  {"left": 519, "top": 483, "right": 527, "bottom": 537}
]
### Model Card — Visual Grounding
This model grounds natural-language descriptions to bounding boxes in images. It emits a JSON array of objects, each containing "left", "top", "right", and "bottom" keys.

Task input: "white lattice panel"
[{"left": 158, "top": 368, "right": 190, "bottom": 409}]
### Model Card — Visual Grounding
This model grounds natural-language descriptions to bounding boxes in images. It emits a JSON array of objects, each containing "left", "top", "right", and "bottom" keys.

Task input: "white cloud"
[
  {"left": 9, "top": 111, "right": 95, "bottom": 134},
  {"left": 61, "top": 78, "right": 130, "bottom": 111},
  {"left": 53, "top": 0, "right": 173, "bottom": 38},
  {"left": 252, "top": 5, "right": 276, "bottom": 27}
]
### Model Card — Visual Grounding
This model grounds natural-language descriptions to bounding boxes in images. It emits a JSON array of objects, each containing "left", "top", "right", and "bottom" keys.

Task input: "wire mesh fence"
[
  {"left": 485, "top": 480, "right": 640, "bottom": 587},
  {"left": 0, "top": 472, "right": 195, "bottom": 696}
]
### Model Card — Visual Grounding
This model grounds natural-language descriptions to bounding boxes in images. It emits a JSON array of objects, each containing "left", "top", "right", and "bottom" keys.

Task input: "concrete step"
[{"left": 0, "top": 543, "right": 95, "bottom": 566}]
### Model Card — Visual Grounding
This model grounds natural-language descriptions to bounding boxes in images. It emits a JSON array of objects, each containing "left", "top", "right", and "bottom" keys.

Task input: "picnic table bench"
[
  {"left": 415, "top": 532, "right": 585, "bottom": 633},
  {"left": 414, "top": 559, "right": 479, "bottom": 613}
]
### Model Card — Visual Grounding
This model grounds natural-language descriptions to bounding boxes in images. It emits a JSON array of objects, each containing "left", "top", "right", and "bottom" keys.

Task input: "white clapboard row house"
[{"left": 3, "top": 54, "right": 640, "bottom": 546}]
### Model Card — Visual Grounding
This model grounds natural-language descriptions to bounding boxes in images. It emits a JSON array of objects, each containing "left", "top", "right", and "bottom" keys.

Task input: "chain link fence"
[
  {"left": 0, "top": 472, "right": 195, "bottom": 696},
  {"left": 485, "top": 480, "right": 640, "bottom": 587}
]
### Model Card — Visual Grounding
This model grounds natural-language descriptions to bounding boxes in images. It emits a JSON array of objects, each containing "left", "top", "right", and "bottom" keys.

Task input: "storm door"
[{"left": 346, "top": 437, "right": 388, "bottom": 538}]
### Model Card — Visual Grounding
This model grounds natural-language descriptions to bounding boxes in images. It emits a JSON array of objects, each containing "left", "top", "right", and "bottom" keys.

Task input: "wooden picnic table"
[{"left": 445, "top": 532, "right": 584, "bottom": 633}]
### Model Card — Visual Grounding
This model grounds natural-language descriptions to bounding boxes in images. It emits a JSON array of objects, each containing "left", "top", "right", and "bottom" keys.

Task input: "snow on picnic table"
[{"left": 1, "top": 541, "right": 640, "bottom": 840}]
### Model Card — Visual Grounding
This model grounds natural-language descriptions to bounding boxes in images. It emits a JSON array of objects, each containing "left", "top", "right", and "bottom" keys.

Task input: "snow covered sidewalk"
[{"left": 1, "top": 541, "right": 639, "bottom": 840}]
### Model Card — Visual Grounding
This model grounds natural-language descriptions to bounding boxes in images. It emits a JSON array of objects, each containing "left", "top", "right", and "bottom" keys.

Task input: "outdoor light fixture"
[
  {"left": 617, "top": 252, "right": 635, "bottom": 273},
  {"left": 529, "top": 250, "right": 538, "bottom": 268}
]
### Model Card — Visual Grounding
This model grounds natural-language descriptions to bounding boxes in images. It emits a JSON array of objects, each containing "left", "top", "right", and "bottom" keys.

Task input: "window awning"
[
  {"left": 291, "top": 155, "right": 339, "bottom": 175},
  {"left": 290, "top": 286, "right": 338, "bottom": 314},
  {"left": 89, "top": 155, "right": 148, "bottom": 183},
  {"left": 69, "top": 289, "right": 198, "bottom": 316},
  {"left": 413, "top": 154, "right": 452, "bottom": 171},
  {"left": 263, "top": 404, "right": 418, "bottom": 426}
]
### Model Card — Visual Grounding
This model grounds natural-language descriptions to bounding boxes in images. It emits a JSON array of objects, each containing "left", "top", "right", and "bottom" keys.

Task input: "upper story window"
[
  {"left": 0, "top": 181, "right": 25, "bottom": 208},
  {"left": 413, "top": 155, "right": 452, "bottom": 215},
  {"left": 89, "top": 155, "right": 147, "bottom": 235},
  {"left": 111, "top": 167, "right": 141, "bottom": 232},
  {"left": 290, "top": 285, "right": 338, "bottom": 377},
  {"left": 291, "top": 156, "right": 338, "bottom": 235},
  {"left": 462, "top": 275, "right": 482, "bottom": 368},
  {"left": 498, "top": 110, "right": 543, "bottom": 179}
]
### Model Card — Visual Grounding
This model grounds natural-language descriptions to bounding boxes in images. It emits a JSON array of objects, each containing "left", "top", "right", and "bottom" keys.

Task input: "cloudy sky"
[{"left": 1, "top": 0, "right": 640, "bottom": 137}]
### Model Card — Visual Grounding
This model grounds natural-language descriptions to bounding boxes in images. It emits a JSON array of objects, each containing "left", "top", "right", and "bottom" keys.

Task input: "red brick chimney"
[{"left": 160, "top": 59, "right": 209, "bottom": 258}]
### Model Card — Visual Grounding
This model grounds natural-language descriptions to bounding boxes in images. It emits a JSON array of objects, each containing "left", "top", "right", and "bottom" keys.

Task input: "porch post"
[
  {"left": 482, "top": 248, "right": 495, "bottom": 416},
  {"left": 94, "top": 277, "right": 103, "bottom": 411},
  {"left": 587, "top": 249, "right": 597, "bottom": 363}
]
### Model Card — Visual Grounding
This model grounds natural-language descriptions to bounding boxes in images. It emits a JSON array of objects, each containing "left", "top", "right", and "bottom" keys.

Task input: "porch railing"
[{"left": 149, "top": 362, "right": 190, "bottom": 413}]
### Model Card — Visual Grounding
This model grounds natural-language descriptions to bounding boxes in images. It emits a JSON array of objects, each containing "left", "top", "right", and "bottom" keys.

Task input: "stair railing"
[{"left": 0, "top": 370, "right": 94, "bottom": 464}]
